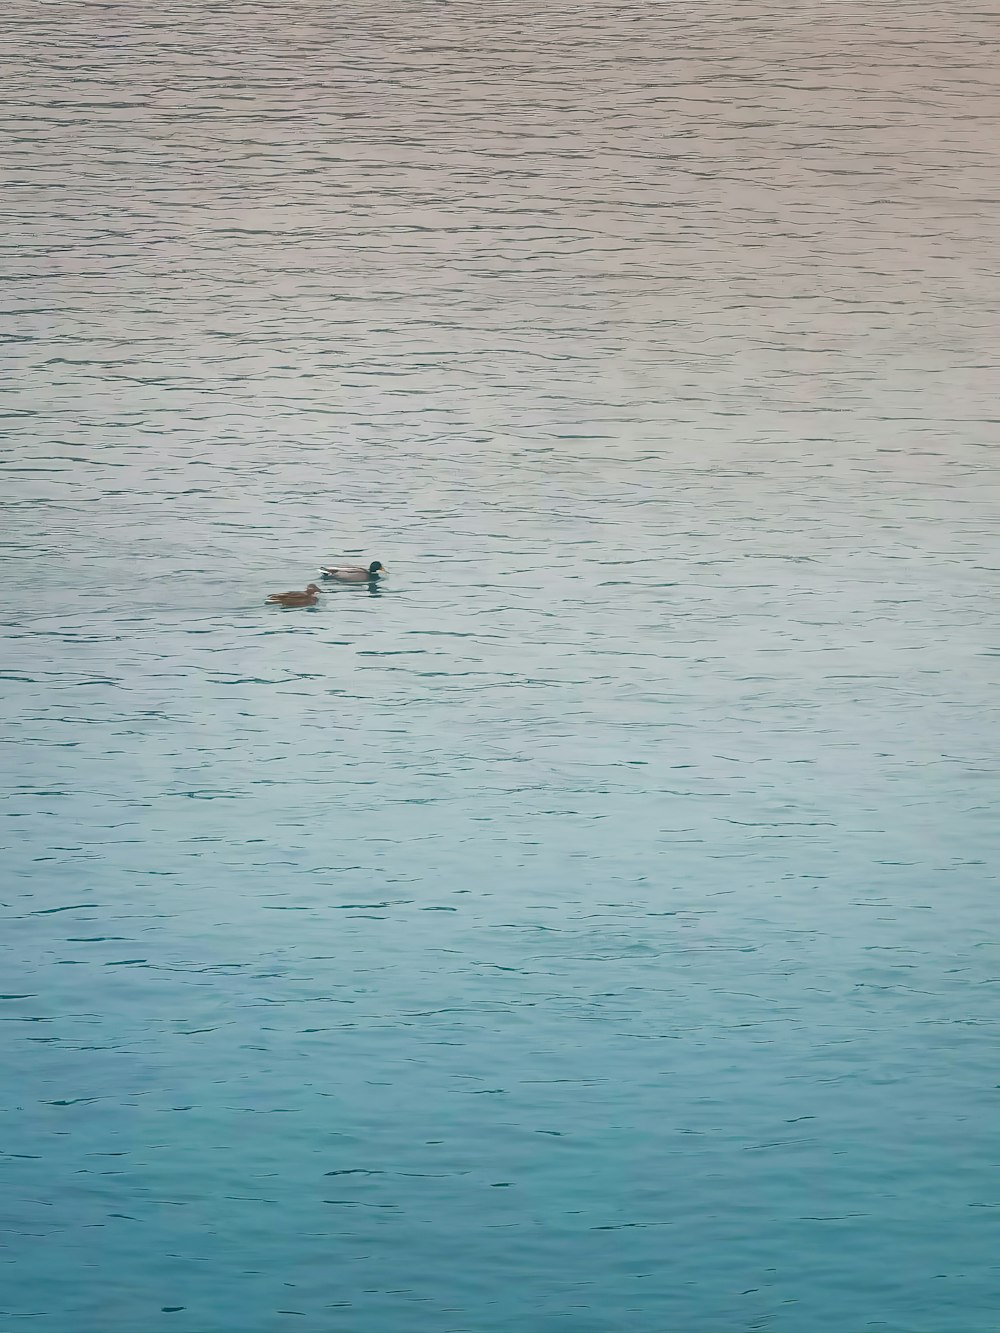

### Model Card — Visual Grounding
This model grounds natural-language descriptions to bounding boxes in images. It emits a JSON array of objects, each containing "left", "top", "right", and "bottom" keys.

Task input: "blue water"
[{"left": 3, "top": 1, "right": 999, "bottom": 1329}]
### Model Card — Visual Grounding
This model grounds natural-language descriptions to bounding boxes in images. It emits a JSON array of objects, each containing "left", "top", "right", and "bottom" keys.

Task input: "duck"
[
  {"left": 267, "top": 583, "right": 321, "bottom": 607},
  {"left": 320, "top": 560, "right": 387, "bottom": 583}
]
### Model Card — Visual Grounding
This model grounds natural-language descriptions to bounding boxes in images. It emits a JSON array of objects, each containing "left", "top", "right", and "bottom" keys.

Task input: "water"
[{"left": 2, "top": 1, "right": 999, "bottom": 1329}]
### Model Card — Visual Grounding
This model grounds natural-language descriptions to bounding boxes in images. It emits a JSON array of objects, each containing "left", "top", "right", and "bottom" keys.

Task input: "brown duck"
[{"left": 267, "top": 583, "right": 321, "bottom": 607}]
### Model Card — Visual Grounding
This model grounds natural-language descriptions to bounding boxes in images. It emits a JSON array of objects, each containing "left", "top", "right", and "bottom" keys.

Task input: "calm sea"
[{"left": 2, "top": 1, "right": 998, "bottom": 1329}]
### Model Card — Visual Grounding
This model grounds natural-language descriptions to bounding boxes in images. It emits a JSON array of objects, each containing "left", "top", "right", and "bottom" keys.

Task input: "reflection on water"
[{"left": 2, "top": 1, "right": 999, "bottom": 1330}]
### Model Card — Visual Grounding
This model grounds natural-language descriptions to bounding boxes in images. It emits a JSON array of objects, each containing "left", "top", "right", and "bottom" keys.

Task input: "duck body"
[
  {"left": 267, "top": 583, "right": 321, "bottom": 607},
  {"left": 320, "top": 560, "right": 387, "bottom": 583}
]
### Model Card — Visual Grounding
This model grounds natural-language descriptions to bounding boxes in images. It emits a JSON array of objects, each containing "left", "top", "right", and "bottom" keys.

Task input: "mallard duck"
[
  {"left": 267, "top": 583, "right": 321, "bottom": 607},
  {"left": 320, "top": 560, "right": 387, "bottom": 583}
]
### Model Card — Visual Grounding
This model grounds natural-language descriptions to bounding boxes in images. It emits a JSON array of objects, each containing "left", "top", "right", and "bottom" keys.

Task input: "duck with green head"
[{"left": 320, "top": 560, "right": 387, "bottom": 583}]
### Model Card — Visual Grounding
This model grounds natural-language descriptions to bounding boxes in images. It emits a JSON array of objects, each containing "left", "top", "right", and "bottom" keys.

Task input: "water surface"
[{"left": 2, "top": 2, "right": 999, "bottom": 1330}]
